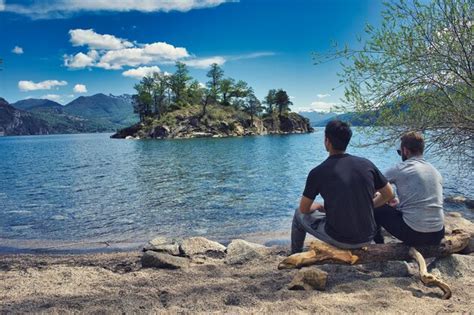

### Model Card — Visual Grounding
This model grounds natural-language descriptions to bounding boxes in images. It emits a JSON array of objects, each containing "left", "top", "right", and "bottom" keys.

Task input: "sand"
[{"left": 1, "top": 246, "right": 473, "bottom": 314}]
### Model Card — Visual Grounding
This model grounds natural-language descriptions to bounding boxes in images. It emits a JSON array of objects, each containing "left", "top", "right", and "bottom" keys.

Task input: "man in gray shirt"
[{"left": 374, "top": 132, "right": 445, "bottom": 245}]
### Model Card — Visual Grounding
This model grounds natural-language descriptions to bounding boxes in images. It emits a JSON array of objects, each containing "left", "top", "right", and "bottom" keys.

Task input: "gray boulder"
[
  {"left": 225, "top": 239, "right": 269, "bottom": 265},
  {"left": 444, "top": 212, "right": 474, "bottom": 254},
  {"left": 180, "top": 237, "right": 226, "bottom": 257},
  {"left": 430, "top": 254, "right": 474, "bottom": 278},
  {"left": 288, "top": 267, "right": 328, "bottom": 291},
  {"left": 143, "top": 237, "right": 180, "bottom": 256},
  {"left": 141, "top": 251, "right": 189, "bottom": 269}
]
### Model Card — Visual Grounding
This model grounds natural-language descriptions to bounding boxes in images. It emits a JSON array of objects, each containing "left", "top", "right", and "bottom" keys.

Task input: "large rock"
[
  {"left": 444, "top": 212, "right": 474, "bottom": 254},
  {"left": 225, "top": 239, "right": 269, "bottom": 265},
  {"left": 180, "top": 237, "right": 226, "bottom": 258},
  {"left": 143, "top": 237, "right": 180, "bottom": 256},
  {"left": 288, "top": 267, "right": 328, "bottom": 291},
  {"left": 141, "top": 251, "right": 189, "bottom": 269},
  {"left": 430, "top": 254, "right": 474, "bottom": 278}
]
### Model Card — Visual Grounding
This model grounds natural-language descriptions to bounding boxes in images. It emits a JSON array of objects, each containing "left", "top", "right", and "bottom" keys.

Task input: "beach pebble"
[
  {"left": 141, "top": 251, "right": 189, "bottom": 269},
  {"left": 143, "top": 237, "right": 180, "bottom": 256},
  {"left": 180, "top": 237, "right": 226, "bottom": 257},
  {"left": 288, "top": 267, "right": 328, "bottom": 291},
  {"left": 225, "top": 239, "right": 268, "bottom": 265}
]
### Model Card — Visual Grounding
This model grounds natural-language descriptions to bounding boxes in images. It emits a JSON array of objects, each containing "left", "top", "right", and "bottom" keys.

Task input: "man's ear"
[{"left": 324, "top": 137, "right": 331, "bottom": 151}]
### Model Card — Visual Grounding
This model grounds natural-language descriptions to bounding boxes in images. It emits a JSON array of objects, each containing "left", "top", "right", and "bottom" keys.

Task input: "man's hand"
[
  {"left": 373, "top": 183, "right": 395, "bottom": 208},
  {"left": 388, "top": 197, "right": 399, "bottom": 207},
  {"left": 311, "top": 203, "right": 325, "bottom": 213}
]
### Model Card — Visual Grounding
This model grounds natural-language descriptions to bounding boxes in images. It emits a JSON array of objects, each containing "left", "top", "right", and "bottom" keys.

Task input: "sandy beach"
[{"left": 1, "top": 234, "right": 473, "bottom": 314}]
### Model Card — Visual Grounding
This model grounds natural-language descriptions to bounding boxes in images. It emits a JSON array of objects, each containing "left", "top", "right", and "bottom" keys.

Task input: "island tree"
[
  {"left": 274, "top": 89, "right": 293, "bottom": 118},
  {"left": 314, "top": 0, "right": 473, "bottom": 160},
  {"left": 206, "top": 63, "right": 224, "bottom": 105}
]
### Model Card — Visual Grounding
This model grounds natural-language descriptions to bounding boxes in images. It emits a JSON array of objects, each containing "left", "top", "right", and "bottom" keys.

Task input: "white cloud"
[
  {"left": 184, "top": 56, "right": 226, "bottom": 69},
  {"left": 229, "top": 52, "right": 276, "bottom": 61},
  {"left": 64, "top": 51, "right": 97, "bottom": 68},
  {"left": 73, "top": 84, "right": 87, "bottom": 93},
  {"left": 122, "top": 66, "right": 161, "bottom": 79},
  {"left": 62, "top": 29, "right": 271, "bottom": 72},
  {"left": 12, "top": 46, "right": 24, "bottom": 54},
  {"left": 143, "top": 42, "right": 189, "bottom": 59},
  {"left": 0, "top": 0, "right": 4, "bottom": 11},
  {"left": 3, "top": 0, "right": 234, "bottom": 19},
  {"left": 317, "top": 93, "right": 330, "bottom": 99},
  {"left": 69, "top": 29, "right": 133, "bottom": 50},
  {"left": 18, "top": 80, "right": 67, "bottom": 91}
]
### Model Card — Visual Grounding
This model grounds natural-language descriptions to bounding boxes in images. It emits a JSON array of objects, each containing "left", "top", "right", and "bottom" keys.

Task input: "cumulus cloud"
[
  {"left": 63, "top": 29, "right": 272, "bottom": 72},
  {"left": 64, "top": 29, "right": 190, "bottom": 70},
  {"left": 122, "top": 66, "right": 161, "bottom": 79},
  {"left": 3, "top": 0, "right": 234, "bottom": 19},
  {"left": 317, "top": 93, "right": 330, "bottom": 99},
  {"left": 18, "top": 80, "right": 67, "bottom": 91},
  {"left": 69, "top": 29, "right": 133, "bottom": 50},
  {"left": 183, "top": 56, "right": 226, "bottom": 69},
  {"left": 73, "top": 84, "right": 87, "bottom": 93},
  {"left": 0, "top": 0, "right": 4, "bottom": 11},
  {"left": 64, "top": 51, "right": 97, "bottom": 68},
  {"left": 12, "top": 46, "right": 24, "bottom": 54}
]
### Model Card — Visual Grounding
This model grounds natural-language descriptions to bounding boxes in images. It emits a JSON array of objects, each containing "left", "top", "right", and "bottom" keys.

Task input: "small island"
[{"left": 111, "top": 63, "right": 313, "bottom": 139}]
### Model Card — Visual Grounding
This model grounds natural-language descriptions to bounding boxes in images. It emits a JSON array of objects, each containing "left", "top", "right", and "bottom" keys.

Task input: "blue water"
[{"left": 0, "top": 129, "right": 472, "bottom": 249}]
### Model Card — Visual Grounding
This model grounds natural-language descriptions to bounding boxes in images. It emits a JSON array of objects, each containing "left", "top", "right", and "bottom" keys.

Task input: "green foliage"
[
  {"left": 242, "top": 93, "right": 264, "bottom": 125},
  {"left": 263, "top": 89, "right": 277, "bottom": 114},
  {"left": 274, "top": 89, "right": 293, "bottom": 118},
  {"left": 314, "top": 0, "right": 473, "bottom": 160},
  {"left": 206, "top": 63, "right": 224, "bottom": 104}
]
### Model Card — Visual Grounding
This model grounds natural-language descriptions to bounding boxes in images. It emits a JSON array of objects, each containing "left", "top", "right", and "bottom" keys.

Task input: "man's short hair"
[
  {"left": 401, "top": 131, "right": 425, "bottom": 155},
  {"left": 325, "top": 120, "right": 352, "bottom": 151}
]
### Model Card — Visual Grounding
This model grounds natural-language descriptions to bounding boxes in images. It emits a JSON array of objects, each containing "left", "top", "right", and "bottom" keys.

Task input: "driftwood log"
[
  {"left": 279, "top": 230, "right": 470, "bottom": 269},
  {"left": 278, "top": 230, "right": 471, "bottom": 299}
]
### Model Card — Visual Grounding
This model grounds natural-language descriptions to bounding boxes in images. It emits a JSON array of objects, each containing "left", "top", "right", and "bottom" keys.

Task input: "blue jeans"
[{"left": 291, "top": 208, "right": 371, "bottom": 254}]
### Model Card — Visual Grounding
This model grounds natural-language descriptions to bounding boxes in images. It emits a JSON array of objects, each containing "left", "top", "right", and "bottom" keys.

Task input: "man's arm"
[
  {"left": 299, "top": 196, "right": 325, "bottom": 214},
  {"left": 373, "top": 183, "right": 395, "bottom": 208}
]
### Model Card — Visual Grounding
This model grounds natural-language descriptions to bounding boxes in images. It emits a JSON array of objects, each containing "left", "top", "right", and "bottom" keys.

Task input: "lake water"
[{"left": 0, "top": 129, "right": 472, "bottom": 252}]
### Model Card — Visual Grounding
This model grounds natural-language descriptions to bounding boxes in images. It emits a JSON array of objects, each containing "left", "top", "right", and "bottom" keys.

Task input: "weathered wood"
[
  {"left": 409, "top": 247, "right": 452, "bottom": 299},
  {"left": 278, "top": 230, "right": 470, "bottom": 269}
]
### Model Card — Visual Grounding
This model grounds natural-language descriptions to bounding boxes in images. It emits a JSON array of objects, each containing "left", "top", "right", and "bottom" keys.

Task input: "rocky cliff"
[
  {"left": 111, "top": 105, "right": 313, "bottom": 139},
  {"left": 0, "top": 98, "right": 50, "bottom": 136}
]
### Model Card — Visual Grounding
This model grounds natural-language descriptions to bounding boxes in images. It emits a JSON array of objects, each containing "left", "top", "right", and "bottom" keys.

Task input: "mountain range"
[
  {"left": 298, "top": 110, "right": 377, "bottom": 127},
  {"left": 0, "top": 94, "right": 138, "bottom": 136}
]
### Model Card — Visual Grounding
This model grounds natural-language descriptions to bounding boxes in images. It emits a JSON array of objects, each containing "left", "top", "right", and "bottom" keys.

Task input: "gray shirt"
[{"left": 385, "top": 156, "right": 444, "bottom": 233}]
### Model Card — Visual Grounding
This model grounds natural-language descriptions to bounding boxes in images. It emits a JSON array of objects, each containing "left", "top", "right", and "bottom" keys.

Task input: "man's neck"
[{"left": 329, "top": 150, "right": 345, "bottom": 156}]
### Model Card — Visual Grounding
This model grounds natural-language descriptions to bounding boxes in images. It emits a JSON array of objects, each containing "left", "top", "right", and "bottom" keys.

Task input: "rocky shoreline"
[
  {"left": 1, "top": 212, "right": 473, "bottom": 313},
  {"left": 111, "top": 109, "right": 314, "bottom": 140}
]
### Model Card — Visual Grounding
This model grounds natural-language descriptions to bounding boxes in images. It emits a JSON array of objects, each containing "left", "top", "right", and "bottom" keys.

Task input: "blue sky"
[{"left": 0, "top": 0, "right": 383, "bottom": 111}]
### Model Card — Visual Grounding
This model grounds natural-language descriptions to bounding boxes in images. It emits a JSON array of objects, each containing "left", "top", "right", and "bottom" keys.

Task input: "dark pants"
[{"left": 374, "top": 205, "right": 444, "bottom": 246}]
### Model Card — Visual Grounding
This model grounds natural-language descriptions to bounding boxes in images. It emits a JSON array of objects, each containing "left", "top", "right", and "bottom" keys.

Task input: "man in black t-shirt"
[{"left": 291, "top": 120, "right": 394, "bottom": 253}]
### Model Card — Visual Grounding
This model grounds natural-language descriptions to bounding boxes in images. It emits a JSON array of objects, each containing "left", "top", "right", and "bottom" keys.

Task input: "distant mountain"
[
  {"left": 298, "top": 109, "right": 378, "bottom": 127},
  {"left": 298, "top": 111, "right": 337, "bottom": 126},
  {"left": 28, "top": 104, "right": 114, "bottom": 134},
  {"left": 0, "top": 98, "right": 50, "bottom": 136},
  {"left": 64, "top": 93, "right": 137, "bottom": 128},
  {"left": 11, "top": 98, "right": 63, "bottom": 111}
]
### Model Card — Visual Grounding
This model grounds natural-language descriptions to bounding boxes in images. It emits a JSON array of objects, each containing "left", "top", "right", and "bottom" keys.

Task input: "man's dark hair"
[
  {"left": 325, "top": 120, "right": 352, "bottom": 151},
  {"left": 401, "top": 131, "right": 424, "bottom": 155}
]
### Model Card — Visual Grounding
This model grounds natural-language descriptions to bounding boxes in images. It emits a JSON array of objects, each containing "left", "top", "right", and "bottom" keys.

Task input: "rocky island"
[{"left": 111, "top": 62, "right": 313, "bottom": 140}]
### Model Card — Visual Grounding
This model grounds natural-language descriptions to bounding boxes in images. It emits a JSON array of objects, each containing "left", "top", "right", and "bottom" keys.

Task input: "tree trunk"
[{"left": 278, "top": 230, "right": 470, "bottom": 269}]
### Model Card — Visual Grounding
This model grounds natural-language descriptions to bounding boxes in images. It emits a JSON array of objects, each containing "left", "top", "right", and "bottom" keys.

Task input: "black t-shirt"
[{"left": 303, "top": 153, "right": 388, "bottom": 244}]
